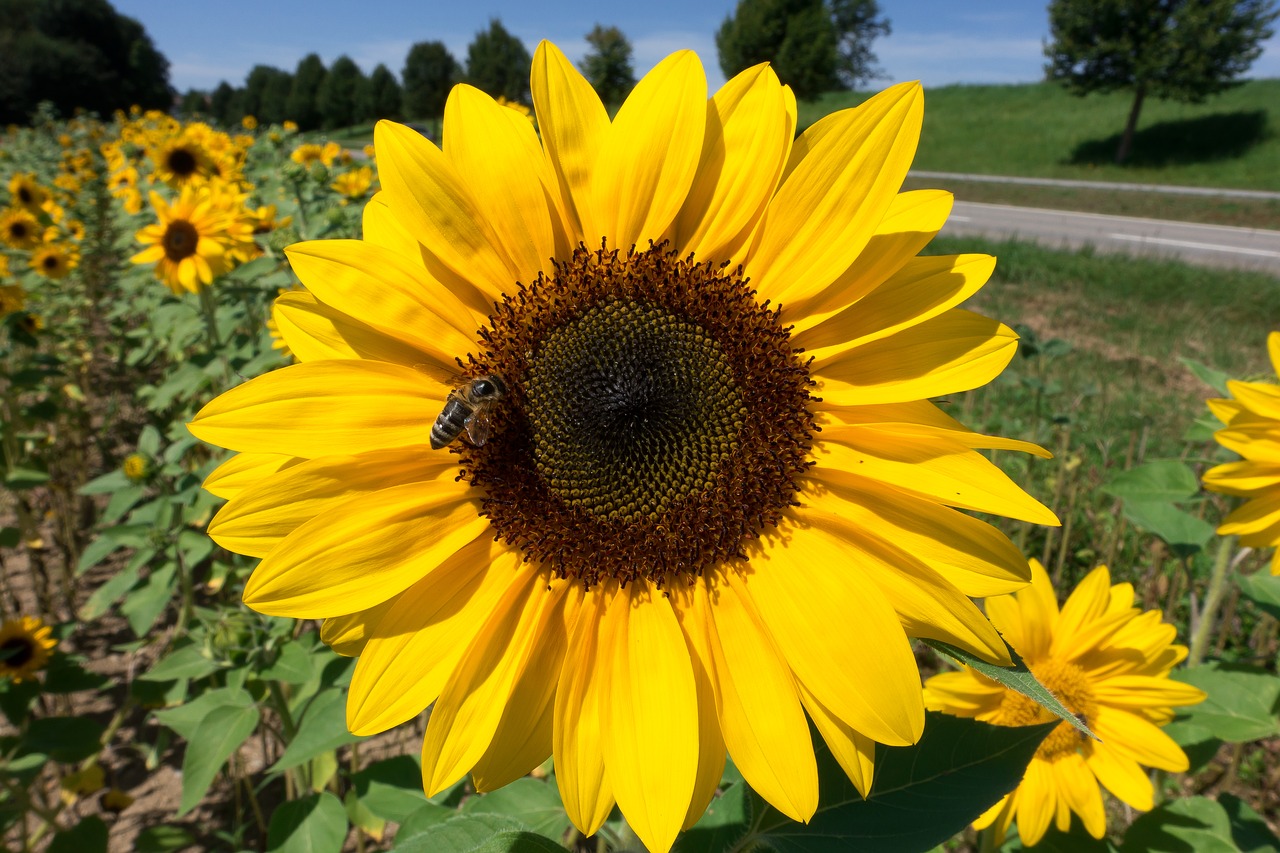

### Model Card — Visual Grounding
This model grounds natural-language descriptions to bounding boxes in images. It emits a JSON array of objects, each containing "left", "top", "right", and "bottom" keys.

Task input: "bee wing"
[{"left": 464, "top": 404, "right": 494, "bottom": 447}]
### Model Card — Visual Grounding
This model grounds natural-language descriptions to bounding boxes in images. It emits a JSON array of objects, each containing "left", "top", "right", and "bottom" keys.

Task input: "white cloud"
[{"left": 876, "top": 32, "right": 1045, "bottom": 86}]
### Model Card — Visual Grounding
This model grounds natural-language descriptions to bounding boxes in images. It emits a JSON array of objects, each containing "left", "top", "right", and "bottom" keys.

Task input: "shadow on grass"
[{"left": 1067, "top": 110, "right": 1269, "bottom": 167}]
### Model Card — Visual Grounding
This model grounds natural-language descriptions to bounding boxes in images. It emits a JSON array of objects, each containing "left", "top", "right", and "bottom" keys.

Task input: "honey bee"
[{"left": 430, "top": 375, "right": 507, "bottom": 450}]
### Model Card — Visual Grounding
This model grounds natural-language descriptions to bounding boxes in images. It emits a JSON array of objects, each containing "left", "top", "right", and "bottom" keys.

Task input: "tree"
[
  {"left": 317, "top": 55, "right": 367, "bottom": 129},
  {"left": 243, "top": 65, "right": 292, "bottom": 125},
  {"left": 830, "top": 0, "right": 890, "bottom": 87},
  {"left": 465, "top": 19, "right": 532, "bottom": 102},
  {"left": 209, "top": 81, "right": 239, "bottom": 126},
  {"left": 361, "top": 63, "right": 402, "bottom": 121},
  {"left": 1046, "top": 0, "right": 1280, "bottom": 164},
  {"left": 402, "top": 40, "right": 458, "bottom": 120},
  {"left": 179, "top": 88, "right": 206, "bottom": 116},
  {"left": 579, "top": 24, "right": 637, "bottom": 107},
  {"left": 286, "top": 53, "right": 327, "bottom": 130}
]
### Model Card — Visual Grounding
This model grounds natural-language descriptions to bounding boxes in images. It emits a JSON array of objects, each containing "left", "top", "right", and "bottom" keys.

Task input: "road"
[{"left": 940, "top": 202, "right": 1280, "bottom": 276}]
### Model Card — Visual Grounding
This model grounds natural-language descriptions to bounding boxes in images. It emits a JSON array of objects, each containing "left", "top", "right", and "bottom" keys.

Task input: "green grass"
[{"left": 806, "top": 79, "right": 1280, "bottom": 190}]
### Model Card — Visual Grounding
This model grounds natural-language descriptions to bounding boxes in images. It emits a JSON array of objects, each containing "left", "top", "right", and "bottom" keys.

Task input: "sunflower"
[
  {"left": 31, "top": 243, "right": 78, "bottom": 280},
  {"left": 152, "top": 133, "right": 219, "bottom": 187},
  {"left": 131, "top": 187, "right": 240, "bottom": 294},
  {"left": 123, "top": 452, "right": 151, "bottom": 482},
  {"left": 290, "top": 143, "right": 327, "bottom": 167},
  {"left": 0, "top": 284, "right": 25, "bottom": 317},
  {"left": 190, "top": 43, "right": 1057, "bottom": 853},
  {"left": 0, "top": 616, "right": 57, "bottom": 682},
  {"left": 9, "top": 173, "right": 48, "bottom": 210},
  {"left": 1203, "top": 331, "right": 1280, "bottom": 573},
  {"left": 923, "top": 560, "right": 1205, "bottom": 846},
  {"left": 330, "top": 166, "right": 374, "bottom": 199},
  {"left": 242, "top": 115, "right": 259, "bottom": 131},
  {"left": 1, "top": 207, "right": 42, "bottom": 250}
]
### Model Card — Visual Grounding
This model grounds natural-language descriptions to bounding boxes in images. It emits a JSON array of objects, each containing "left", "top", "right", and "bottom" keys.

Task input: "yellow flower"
[
  {"left": 248, "top": 204, "right": 292, "bottom": 234},
  {"left": 283, "top": 120, "right": 299, "bottom": 132},
  {"left": 323, "top": 140, "right": 348, "bottom": 165},
  {"left": 9, "top": 173, "right": 49, "bottom": 210},
  {"left": 102, "top": 787, "right": 135, "bottom": 811},
  {"left": 242, "top": 115, "right": 259, "bottom": 130},
  {"left": 330, "top": 166, "right": 374, "bottom": 199},
  {"left": 152, "top": 133, "right": 221, "bottom": 188},
  {"left": 924, "top": 560, "right": 1206, "bottom": 846},
  {"left": 0, "top": 616, "right": 57, "bottom": 682},
  {"left": 59, "top": 765, "right": 106, "bottom": 805},
  {"left": 123, "top": 452, "right": 151, "bottom": 482},
  {"left": 1, "top": 207, "right": 42, "bottom": 250},
  {"left": 1203, "top": 331, "right": 1280, "bottom": 573},
  {"left": 190, "top": 43, "right": 1056, "bottom": 853},
  {"left": 290, "top": 143, "right": 326, "bottom": 167},
  {"left": 131, "top": 187, "right": 242, "bottom": 294},
  {"left": 31, "top": 243, "right": 78, "bottom": 280},
  {"left": 0, "top": 284, "right": 24, "bottom": 317},
  {"left": 362, "top": 143, "right": 376, "bottom": 159}
]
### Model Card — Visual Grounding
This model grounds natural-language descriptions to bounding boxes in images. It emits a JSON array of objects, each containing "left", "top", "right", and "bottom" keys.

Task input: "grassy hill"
[{"left": 805, "top": 79, "right": 1280, "bottom": 191}]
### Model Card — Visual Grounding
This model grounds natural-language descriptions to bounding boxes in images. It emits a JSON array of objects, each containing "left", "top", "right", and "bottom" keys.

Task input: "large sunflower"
[
  {"left": 131, "top": 187, "right": 245, "bottom": 294},
  {"left": 191, "top": 43, "right": 1057, "bottom": 853},
  {"left": 1203, "top": 331, "right": 1280, "bottom": 573},
  {"left": 0, "top": 616, "right": 57, "bottom": 682},
  {"left": 8, "top": 173, "right": 48, "bottom": 211},
  {"left": 31, "top": 243, "right": 78, "bottom": 280},
  {"left": 923, "top": 560, "right": 1205, "bottom": 847},
  {"left": 1, "top": 207, "right": 42, "bottom": 250}
]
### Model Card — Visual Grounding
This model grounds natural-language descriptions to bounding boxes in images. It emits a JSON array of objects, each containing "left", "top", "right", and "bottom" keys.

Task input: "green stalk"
[{"left": 1188, "top": 535, "right": 1237, "bottom": 667}]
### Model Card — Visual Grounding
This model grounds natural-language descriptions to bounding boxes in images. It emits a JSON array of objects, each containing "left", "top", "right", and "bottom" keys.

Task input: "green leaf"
[
  {"left": 134, "top": 826, "right": 197, "bottom": 853},
  {"left": 42, "top": 654, "right": 111, "bottom": 693},
  {"left": 137, "top": 424, "right": 163, "bottom": 456},
  {"left": 77, "top": 560, "right": 142, "bottom": 620},
  {"left": 1119, "top": 796, "right": 1236, "bottom": 853},
  {"left": 269, "top": 688, "right": 362, "bottom": 773},
  {"left": 266, "top": 791, "right": 348, "bottom": 853},
  {"left": 1219, "top": 793, "right": 1280, "bottom": 853},
  {"left": 22, "top": 715, "right": 104, "bottom": 762},
  {"left": 350, "top": 755, "right": 427, "bottom": 822},
  {"left": 121, "top": 562, "right": 179, "bottom": 636},
  {"left": 344, "top": 789, "right": 387, "bottom": 839},
  {"left": 142, "top": 643, "right": 224, "bottom": 682},
  {"left": 75, "top": 524, "right": 151, "bottom": 575},
  {"left": 1160, "top": 718, "right": 1220, "bottom": 775},
  {"left": 1101, "top": 460, "right": 1200, "bottom": 503},
  {"left": 261, "top": 639, "right": 317, "bottom": 684},
  {"left": 0, "top": 526, "right": 19, "bottom": 547},
  {"left": 393, "top": 814, "right": 542, "bottom": 853},
  {"left": 739, "top": 713, "right": 1056, "bottom": 853},
  {"left": 5, "top": 467, "right": 50, "bottom": 489},
  {"left": 1236, "top": 571, "right": 1280, "bottom": 621},
  {"left": 676, "top": 779, "right": 752, "bottom": 853},
  {"left": 395, "top": 802, "right": 459, "bottom": 842},
  {"left": 1180, "top": 357, "right": 1232, "bottom": 397},
  {"left": 1001, "top": 822, "right": 1118, "bottom": 852},
  {"left": 178, "top": 528, "right": 216, "bottom": 569},
  {"left": 178, "top": 702, "right": 261, "bottom": 815},
  {"left": 48, "top": 817, "right": 108, "bottom": 853},
  {"left": 1173, "top": 663, "right": 1280, "bottom": 743},
  {"left": 1120, "top": 500, "right": 1214, "bottom": 551},
  {"left": 926, "top": 639, "right": 1096, "bottom": 740},
  {"left": 461, "top": 777, "right": 572, "bottom": 842},
  {"left": 152, "top": 686, "right": 255, "bottom": 741},
  {"left": 101, "top": 483, "right": 147, "bottom": 524}
]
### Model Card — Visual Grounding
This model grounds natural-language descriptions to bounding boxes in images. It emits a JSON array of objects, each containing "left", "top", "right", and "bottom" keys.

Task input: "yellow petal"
[
  {"left": 745, "top": 82, "right": 922, "bottom": 306},
  {"left": 922, "top": 670, "right": 1005, "bottom": 717},
  {"left": 1216, "top": 425, "right": 1280, "bottom": 462},
  {"left": 1091, "top": 705, "right": 1189, "bottom": 772},
  {"left": 422, "top": 566, "right": 565, "bottom": 793},
  {"left": 473, "top": 585, "right": 581, "bottom": 792},
  {"left": 1228, "top": 378, "right": 1280, "bottom": 421},
  {"left": 189, "top": 360, "right": 448, "bottom": 457},
  {"left": 593, "top": 50, "right": 706, "bottom": 251},
  {"left": 740, "top": 523, "right": 924, "bottom": 747},
  {"left": 1054, "top": 753, "right": 1107, "bottom": 839},
  {"left": 795, "top": 254, "right": 994, "bottom": 360},
  {"left": 1015, "top": 759, "right": 1056, "bottom": 846},
  {"left": 374, "top": 119, "right": 517, "bottom": 300},
  {"left": 554, "top": 587, "right": 616, "bottom": 837},
  {"left": 243, "top": 481, "right": 488, "bottom": 618},
  {"left": 818, "top": 401, "right": 1053, "bottom": 459},
  {"left": 348, "top": 539, "right": 521, "bottom": 735},
  {"left": 784, "top": 190, "right": 954, "bottom": 331},
  {"left": 444, "top": 85, "right": 561, "bottom": 279},
  {"left": 599, "top": 581, "right": 699, "bottom": 853},
  {"left": 362, "top": 191, "right": 420, "bottom": 256},
  {"left": 812, "top": 309, "right": 1020, "bottom": 406},
  {"left": 1219, "top": 493, "right": 1280, "bottom": 537},
  {"left": 1084, "top": 740, "right": 1152, "bottom": 810},
  {"left": 1202, "top": 460, "right": 1280, "bottom": 496},
  {"left": 203, "top": 452, "right": 299, "bottom": 500},
  {"left": 320, "top": 598, "right": 396, "bottom": 657},
  {"left": 672, "top": 64, "right": 792, "bottom": 265},
  {"left": 1092, "top": 675, "right": 1206, "bottom": 710},
  {"left": 797, "top": 681, "right": 876, "bottom": 799},
  {"left": 209, "top": 447, "right": 456, "bottom": 558},
  {"left": 704, "top": 573, "right": 818, "bottom": 822},
  {"left": 814, "top": 425, "right": 1059, "bottom": 525},
  {"left": 531, "top": 41, "right": 610, "bottom": 243},
  {"left": 1053, "top": 565, "right": 1112, "bottom": 648}
]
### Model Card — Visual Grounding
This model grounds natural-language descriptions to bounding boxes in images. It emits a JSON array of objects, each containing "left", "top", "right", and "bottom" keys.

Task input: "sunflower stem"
[{"left": 1188, "top": 535, "right": 1237, "bottom": 667}]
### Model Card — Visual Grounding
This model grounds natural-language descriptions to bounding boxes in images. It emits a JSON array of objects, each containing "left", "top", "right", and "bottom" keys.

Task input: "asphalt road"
[{"left": 940, "top": 201, "right": 1280, "bottom": 276}]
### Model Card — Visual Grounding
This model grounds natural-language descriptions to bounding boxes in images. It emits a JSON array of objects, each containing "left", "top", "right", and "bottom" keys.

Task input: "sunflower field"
[{"left": 1, "top": 43, "right": 1279, "bottom": 853}]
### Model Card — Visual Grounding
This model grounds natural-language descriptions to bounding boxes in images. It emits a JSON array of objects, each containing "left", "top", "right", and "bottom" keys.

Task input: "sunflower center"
[
  {"left": 18, "top": 187, "right": 32, "bottom": 204},
  {"left": 167, "top": 148, "right": 198, "bottom": 177},
  {"left": 459, "top": 243, "right": 815, "bottom": 588},
  {"left": 9, "top": 222, "right": 28, "bottom": 240},
  {"left": 42, "top": 254, "right": 58, "bottom": 270},
  {"left": 162, "top": 221, "right": 199, "bottom": 262},
  {"left": 0, "top": 637, "right": 34, "bottom": 668},
  {"left": 992, "top": 657, "right": 1098, "bottom": 762}
]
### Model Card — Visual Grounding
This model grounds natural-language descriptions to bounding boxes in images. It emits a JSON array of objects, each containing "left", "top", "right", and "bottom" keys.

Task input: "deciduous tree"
[
  {"left": 402, "top": 40, "right": 458, "bottom": 120},
  {"left": 362, "top": 63, "right": 403, "bottom": 122},
  {"left": 465, "top": 19, "right": 532, "bottom": 102},
  {"left": 579, "top": 24, "right": 637, "bottom": 107},
  {"left": 317, "top": 55, "right": 366, "bottom": 129},
  {"left": 286, "top": 53, "right": 327, "bottom": 131}
]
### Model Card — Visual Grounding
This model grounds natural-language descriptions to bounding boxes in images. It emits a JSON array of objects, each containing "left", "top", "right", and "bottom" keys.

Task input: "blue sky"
[{"left": 113, "top": 0, "right": 1280, "bottom": 93}]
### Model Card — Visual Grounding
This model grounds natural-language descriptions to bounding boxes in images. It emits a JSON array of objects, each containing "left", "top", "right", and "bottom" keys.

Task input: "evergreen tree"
[
  {"left": 402, "top": 40, "right": 458, "bottom": 120},
  {"left": 465, "top": 19, "right": 532, "bottom": 102},
  {"left": 287, "top": 53, "right": 327, "bottom": 130},
  {"left": 579, "top": 24, "right": 637, "bottom": 107},
  {"left": 243, "top": 65, "right": 292, "bottom": 124},
  {"left": 317, "top": 55, "right": 366, "bottom": 129},
  {"left": 209, "top": 81, "right": 237, "bottom": 125},
  {"left": 362, "top": 63, "right": 402, "bottom": 121},
  {"left": 179, "top": 88, "right": 206, "bottom": 117},
  {"left": 1046, "top": 0, "right": 1279, "bottom": 163}
]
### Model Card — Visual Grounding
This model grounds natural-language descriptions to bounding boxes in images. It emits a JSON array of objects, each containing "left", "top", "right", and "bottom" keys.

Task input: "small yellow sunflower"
[
  {"left": 1, "top": 207, "right": 42, "bottom": 250},
  {"left": 191, "top": 43, "right": 1057, "bottom": 853},
  {"left": 242, "top": 115, "right": 259, "bottom": 130},
  {"left": 0, "top": 616, "right": 57, "bottom": 682},
  {"left": 31, "top": 243, "right": 78, "bottom": 280},
  {"left": 8, "top": 173, "right": 48, "bottom": 210},
  {"left": 924, "top": 560, "right": 1206, "bottom": 846},
  {"left": 0, "top": 283, "right": 25, "bottom": 316},
  {"left": 331, "top": 166, "right": 375, "bottom": 199},
  {"left": 248, "top": 204, "right": 292, "bottom": 234},
  {"left": 290, "top": 143, "right": 327, "bottom": 167},
  {"left": 283, "top": 120, "right": 299, "bottom": 132},
  {"left": 1203, "top": 331, "right": 1280, "bottom": 573},
  {"left": 123, "top": 452, "right": 151, "bottom": 482},
  {"left": 152, "top": 133, "right": 219, "bottom": 187},
  {"left": 131, "top": 188, "right": 239, "bottom": 294}
]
